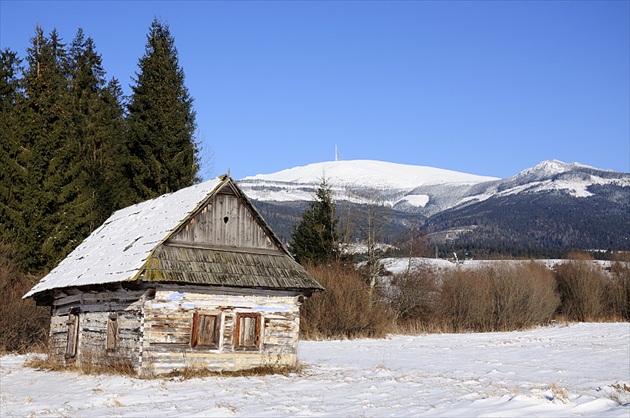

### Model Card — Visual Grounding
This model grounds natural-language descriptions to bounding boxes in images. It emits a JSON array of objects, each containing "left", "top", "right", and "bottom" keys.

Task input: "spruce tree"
[
  {"left": 290, "top": 178, "right": 339, "bottom": 265},
  {"left": 0, "top": 49, "right": 25, "bottom": 251},
  {"left": 40, "top": 29, "right": 127, "bottom": 263},
  {"left": 126, "top": 18, "right": 199, "bottom": 199},
  {"left": 103, "top": 77, "right": 137, "bottom": 208},
  {"left": 18, "top": 26, "right": 71, "bottom": 271}
]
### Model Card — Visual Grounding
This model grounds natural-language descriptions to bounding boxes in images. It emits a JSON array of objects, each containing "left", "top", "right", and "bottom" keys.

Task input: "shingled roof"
[{"left": 25, "top": 175, "right": 323, "bottom": 301}]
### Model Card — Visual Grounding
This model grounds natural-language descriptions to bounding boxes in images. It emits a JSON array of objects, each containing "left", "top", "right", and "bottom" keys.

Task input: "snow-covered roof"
[{"left": 24, "top": 177, "right": 225, "bottom": 299}]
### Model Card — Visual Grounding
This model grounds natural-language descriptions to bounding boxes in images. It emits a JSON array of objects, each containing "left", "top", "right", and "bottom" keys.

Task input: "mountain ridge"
[{"left": 237, "top": 159, "right": 630, "bottom": 251}]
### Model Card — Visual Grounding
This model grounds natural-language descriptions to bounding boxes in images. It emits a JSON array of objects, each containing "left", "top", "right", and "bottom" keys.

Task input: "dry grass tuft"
[
  {"left": 162, "top": 362, "right": 305, "bottom": 380},
  {"left": 25, "top": 353, "right": 136, "bottom": 377},
  {"left": 606, "top": 382, "right": 630, "bottom": 405}
]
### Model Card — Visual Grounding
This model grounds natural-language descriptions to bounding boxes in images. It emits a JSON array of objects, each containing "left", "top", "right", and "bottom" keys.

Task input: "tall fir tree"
[
  {"left": 40, "top": 28, "right": 128, "bottom": 263},
  {"left": 102, "top": 77, "right": 138, "bottom": 208},
  {"left": 0, "top": 49, "right": 25, "bottom": 254},
  {"left": 126, "top": 18, "right": 199, "bottom": 199},
  {"left": 290, "top": 178, "right": 339, "bottom": 265},
  {"left": 18, "top": 26, "right": 71, "bottom": 271}
]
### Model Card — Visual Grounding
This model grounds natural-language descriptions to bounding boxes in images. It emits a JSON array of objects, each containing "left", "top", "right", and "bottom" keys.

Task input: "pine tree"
[
  {"left": 126, "top": 18, "right": 199, "bottom": 199},
  {"left": 290, "top": 178, "right": 339, "bottom": 265}
]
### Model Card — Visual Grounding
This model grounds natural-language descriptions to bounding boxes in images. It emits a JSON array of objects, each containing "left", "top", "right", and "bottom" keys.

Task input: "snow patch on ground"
[
  {"left": 382, "top": 257, "right": 616, "bottom": 275},
  {"left": 1, "top": 323, "right": 628, "bottom": 417},
  {"left": 394, "top": 194, "right": 430, "bottom": 208}
]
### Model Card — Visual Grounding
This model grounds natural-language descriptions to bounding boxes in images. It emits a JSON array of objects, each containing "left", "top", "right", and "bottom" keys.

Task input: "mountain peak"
[
  {"left": 528, "top": 160, "right": 592, "bottom": 176},
  {"left": 242, "top": 159, "right": 498, "bottom": 189}
]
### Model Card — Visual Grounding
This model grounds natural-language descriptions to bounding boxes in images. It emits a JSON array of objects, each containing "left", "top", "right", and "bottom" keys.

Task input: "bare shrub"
[
  {"left": 490, "top": 262, "right": 560, "bottom": 330},
  {"left": 608, "top": 255, "right": 630, "bottom": 321},
  {"left": 554, "top": 256, "right": 607, "bottom": 321},
  {"left": 388, "top": 263, "right": 441, "bottom": 330},
  {"left": 300, "top": 263, "right": 394, "bottom": 339},
  {"left": 440, "top": 268, "right": 494, "bottom": 332},
  {"left": 0, "top": 246, "right": 50, "bottom": 353},
  {"left": 440, "top": 262, "right": 560, "bottom": 332}
]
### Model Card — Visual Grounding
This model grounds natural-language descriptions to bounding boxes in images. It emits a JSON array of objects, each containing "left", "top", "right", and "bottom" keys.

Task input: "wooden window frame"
[
  {"left": 106, "top": 313, "right": 118, "bottom": 352},
  {"left": 65, "top": 308, "right": 80, "bottom": 359},
  {"left": 234, "top": 313, "right": 262, "bottom": 351},
  {"left": 190, "top": 312, "right": 221, "bottom": 349}
]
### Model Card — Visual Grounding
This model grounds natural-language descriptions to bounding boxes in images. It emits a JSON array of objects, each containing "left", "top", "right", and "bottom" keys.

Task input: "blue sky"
[{"left": 1, "top": 1, "right": 628, "bottom": 180}]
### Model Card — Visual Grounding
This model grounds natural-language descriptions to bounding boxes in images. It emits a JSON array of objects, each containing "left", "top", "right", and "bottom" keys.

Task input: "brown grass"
[
  {"left": 607, "top": 382, "right": 630, "bottom": 405},
  {"left": 25, "top": 352, "right": 136, "bottom": 377},
  {"left": 161, "top": 362, "right": 305, "bottom": 380},
  {"left": 26, "top": 351, "right": 303, "bottom": 379}
]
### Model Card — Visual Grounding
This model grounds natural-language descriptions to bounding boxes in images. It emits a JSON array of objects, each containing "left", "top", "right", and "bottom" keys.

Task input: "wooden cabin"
[{"left": 24, "top": 175, "right": 323, "bottom": 376}]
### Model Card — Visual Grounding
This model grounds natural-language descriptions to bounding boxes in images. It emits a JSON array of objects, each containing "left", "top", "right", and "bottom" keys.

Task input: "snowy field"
[{"left": 1, "top": 322, "right": 628, "bottom": 417}]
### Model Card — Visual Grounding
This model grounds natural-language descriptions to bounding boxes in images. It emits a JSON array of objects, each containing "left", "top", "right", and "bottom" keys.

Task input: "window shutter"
[
  {"left": 190, "top": 311, "right": 199, "bottom": 348},
  {"left": 65, "top": 310, "right": 80, "bottom": 358},
  {"left": 107, "top": 314, "right": 118, "bottom": 351}
]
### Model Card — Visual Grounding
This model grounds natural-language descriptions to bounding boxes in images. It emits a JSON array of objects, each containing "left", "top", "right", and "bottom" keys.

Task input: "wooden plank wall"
[
  {"left": 140, "top": 285, "right": 300, "bottom": 376},
  {"left": 169, "top": 191, "right": 277, "bottom": 250}
]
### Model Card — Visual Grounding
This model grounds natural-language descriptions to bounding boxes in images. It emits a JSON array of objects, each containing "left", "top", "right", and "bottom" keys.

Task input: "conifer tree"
[
  {"left": 18, "top": 26, "right": 71, "bottom": 270},
  {"left": 40, "top": 29, "right": 127, "bottom": 263},
  {"left": 0, "top": 49, "right": 25, "bottom": 251},
  {"left": 290, "top": 178, "right": 339, "bottom": 265},
  {"left": 126, "top": 18, "right": 199, "bottom": 199}
]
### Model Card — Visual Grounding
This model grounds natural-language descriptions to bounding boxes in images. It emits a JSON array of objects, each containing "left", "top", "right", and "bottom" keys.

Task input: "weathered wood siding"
[
  {"left": 140, "top": 284, "right": 301, "bottom": 376},
  {"left": 169, "top": 190, "right": 277, "bottom": 251},
  {"left": 48, "top": 288, "right": 147, "bottom": 369}
]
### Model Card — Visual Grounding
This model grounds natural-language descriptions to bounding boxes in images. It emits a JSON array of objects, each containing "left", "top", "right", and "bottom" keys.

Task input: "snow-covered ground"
[
  {"left": 1, "top": 323, "right": 628, "bottom": 417},
  {"left": 382, "top": 257, "right": 616, "bottom": 275}
]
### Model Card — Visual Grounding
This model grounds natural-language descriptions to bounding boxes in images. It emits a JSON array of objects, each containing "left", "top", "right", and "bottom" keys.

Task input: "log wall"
[
  {"left": 48, "top": 287, "right": 147, "bottom": 369},
  {"left": 140, "top": 284, "right": 301, "bottom": 376},
  {"left": 47, "top": 284, "right": 302, "bottom": 377}
]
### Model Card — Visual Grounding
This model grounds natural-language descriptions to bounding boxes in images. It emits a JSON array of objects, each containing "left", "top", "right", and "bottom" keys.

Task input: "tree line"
[
  {"left": 0, "top": 19, "right": 200, "bottom": 273},
  {"left": 289, "top": 179, "right": 629, "bottom": 339}
]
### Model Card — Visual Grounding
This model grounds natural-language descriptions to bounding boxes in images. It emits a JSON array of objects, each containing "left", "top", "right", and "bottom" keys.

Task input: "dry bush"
[
  {"left": 440, "top": 268, "right": 495, "bottom": 332},
  {"left": 440, "top": 262, "right": 560, "bottom": 332},
  {"left": 554, "top": 256, "right": 607, "bottom": 321},
  {"left": 300, "top": 262, "right": 394, "bottom": 339},
  {"left": 388, "top": 263, "right": 441, "bottom": 330},
  {"left": 490, "top": 262, "right": 560, "bottom": 330},
  {"left": 606, "top": 255, "right": 630, "bottom": 320},
  {"left": 0, "top": 247, "right": 50, "bottom": 353}
]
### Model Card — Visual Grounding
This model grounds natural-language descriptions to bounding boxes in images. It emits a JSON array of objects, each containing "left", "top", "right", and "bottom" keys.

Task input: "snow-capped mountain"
[
  {"left": 238, "top": 160, "right": 630, "bottom": 250},
  {"left": 239, "top": 159, "right": 627, "bottom": 215},
  {"left": 239, "top": 160, "right": 498, "bottom": 216}
]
